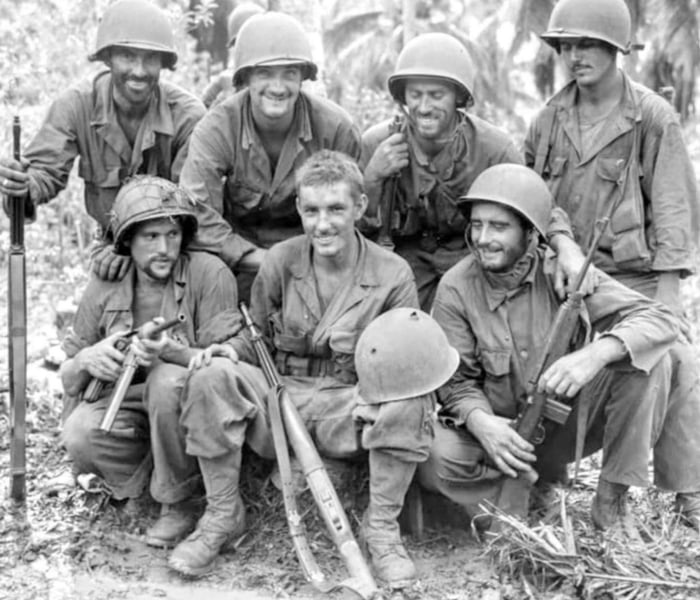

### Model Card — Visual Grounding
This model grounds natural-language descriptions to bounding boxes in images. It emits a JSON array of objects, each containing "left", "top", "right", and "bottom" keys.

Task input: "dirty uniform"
[
  {"left": 23, "top": 71, "right": 204, "bottom": 233},
  {"left": 180, "top": 90, "right": 362, "bottom": 298},
  {"left": 419, "top": 248, "right": 700, "bottom": 515},
  {"left": 524, "top": 70, "right": 699, "bottom": 283},
  {"left": 61, "top": 252, "right": 241, "bottom": 501},
  {"left": 360, "top": 113, "right": 528, "bottom": 310},
  {"left": 524, "top": 71, "right": 700, "bottom": 499},
  {"left": 181, "top": 232, "right": 434, "bottom": 470}
]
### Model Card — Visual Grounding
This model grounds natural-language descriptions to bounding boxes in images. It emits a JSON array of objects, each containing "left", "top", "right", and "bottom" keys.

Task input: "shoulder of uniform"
[
  {"left": 364, "top": 237, "right": 412, "bottom": 270},
  {"left": 185, "top": 250, "right": 230, "bottom": 272},
  {"left": 442, "top": 253, "right": 480, "bottom": 286},
  {"left": 160, "top": 80, "right": 205, "bottom": 114},
  {"left": 301, "top": 91, "right": 354, "bottom": 124}
]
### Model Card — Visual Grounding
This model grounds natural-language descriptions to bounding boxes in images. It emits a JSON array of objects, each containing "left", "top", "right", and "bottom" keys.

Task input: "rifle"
[
  {"left": 96, "top": 314, "right": 185, "bottom": 433},
  {"left": 8, "top": 116, "right": 27, "bottom": 502},
  {"left": 491, "top": 215, "right": 611, "bottom": 526},
  {"left": 376, "top": 114, "right": 403, "bottom": 251},
  {"left": 240, "top": 303, "right": 379, "bottom": 600}
]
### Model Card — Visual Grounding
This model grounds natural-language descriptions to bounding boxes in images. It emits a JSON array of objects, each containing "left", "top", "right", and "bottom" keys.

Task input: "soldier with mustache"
[
  {"left": 60, "top": 176, "right": 242, "bottom": 547},
  {"left": 360, "top": 32, "right": 588, "bottom": 310},
  {"left": 525, "top": 0, "right": 700, "bottom": 527},
  {"left": 0, "top": 0, "right": 220, "bottom": 282}
]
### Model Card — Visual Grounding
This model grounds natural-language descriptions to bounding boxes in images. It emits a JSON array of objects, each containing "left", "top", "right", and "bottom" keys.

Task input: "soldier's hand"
[
  {"left": 78, "top": 330, "right": 128, "bottom": 381},
  {"left": 538, "top": 345, "right": 609, "bottom": 398},
  {"left": 188, "top": 343, "right": 238, "bottom": 371},
  {"left": 365, "top": 133, "right": 409, "bottom": 181},
  {"left": 0, "top": 157, "right": 29, "bottom": 198},
  {"left": 550, "top": 236, "right": 599, "bottom": 299},
  {"left": 131, "top": 318, "right": 168, "bottom": 368},
  {"left": 91, "top": 244, "right": 132, "bottom": 281},
  {"left": 468, "top": 411, "right": 537, "bottom": 479}
]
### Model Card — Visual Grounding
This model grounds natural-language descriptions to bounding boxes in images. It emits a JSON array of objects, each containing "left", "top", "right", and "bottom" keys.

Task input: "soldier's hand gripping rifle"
[
  {"left": 491, "top": 216, "right": 611, "bottom": 526},
  {"left": 8, "top": 116, "right": 27, "bottom": 502},
  {"left": 240, "top": 303, "right": 379, "bottom": 600},
  {"left": 88, "top": 315, "right": 186, "bottom": 433}
]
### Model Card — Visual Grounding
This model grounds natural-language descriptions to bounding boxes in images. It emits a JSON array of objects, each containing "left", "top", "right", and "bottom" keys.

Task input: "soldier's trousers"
[{"left": 61, "top": 363, "right": 200, "bottom": 501}]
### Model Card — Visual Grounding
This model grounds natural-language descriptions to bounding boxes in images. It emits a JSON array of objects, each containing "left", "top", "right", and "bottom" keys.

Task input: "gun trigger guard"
[{"left": 533, "top": 423, "right": 546, "bottom": 445}]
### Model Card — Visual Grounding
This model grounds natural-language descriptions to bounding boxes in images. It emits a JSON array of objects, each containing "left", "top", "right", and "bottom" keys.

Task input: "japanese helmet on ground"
[
  {"left": 89, "top": 0, "right": 178, "bottom": 69},
  {"left": 227, "top": 2, "right": 265, "bottom": 47},
  {"left": 388, "top": 32, "right": 476, "bottom": 108},
  {"left": 232, "top": 11, "right": 318, "bottom": 87},
  {"left": 110, "top": 176, "right": 198, "bottom": 255},
  {"left": 457, "top": 163, "right": 553, "bottom": 239},
  {"left": 355, "top": 308, "right": 459, "bottom": 403},
  {"left": 540, "top": 0, "right": 632, "bottom": 54}
]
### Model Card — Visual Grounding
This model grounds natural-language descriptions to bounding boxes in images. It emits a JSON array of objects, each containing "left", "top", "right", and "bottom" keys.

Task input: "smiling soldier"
[
  {"left": 0, "top": 0, "right": 206, "bottom": 281},
  {"left": 360, "top": 32, "right": 588, "bottom": 310},
  {"left": 179, "top": 11, "right": 361, "bottom": 303}
]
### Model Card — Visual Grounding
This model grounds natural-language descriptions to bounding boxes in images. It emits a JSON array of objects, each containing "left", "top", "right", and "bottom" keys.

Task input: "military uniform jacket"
[
  {"left": 24, "top": 71, "right": 205, "bottom": 230},
  {"left": 432, "top": 249, "right": 678, "bottom": 425},
  {"left": 524, "top": 71, "right": 700, "bottom": 277}
]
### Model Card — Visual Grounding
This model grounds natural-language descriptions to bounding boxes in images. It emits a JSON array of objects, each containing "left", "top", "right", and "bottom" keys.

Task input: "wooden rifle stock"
[
  {"left": 98, "top": 315, "right": 186, "bottom": 433},
  {"left": 492, "top": 217, "right": 611, "bottom": 525},
  {"left": 8, "top": 116, "right": 27, "bottom": 502},
  {"left": 240, "top": 303, "right": 378, "bottom": 600}
]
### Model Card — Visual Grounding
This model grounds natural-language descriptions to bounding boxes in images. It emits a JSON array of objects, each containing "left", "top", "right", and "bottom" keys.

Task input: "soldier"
[
  {"left": 524, "top": 0, "right": 700, "bottom": 522},
  {"left": 0, "top": 0, "right": 208, "bottom": 281},
  {"left": 60, "top": 176, "right": 241, "bottom": 548},
  {"left": 360, "top": 32, "right": 585, "bottom": 310},
  {"left": 180, "top": 11, "right": 362, "bottom": 303},
  {"left": 419, "top": 164, "right": 700, "bottom": 531},
  {"left": 167, "top": 151, "right": 457, "bottom": 588},
  {"left": 200, "top": 2, "right": 265, "bottom": 109}
]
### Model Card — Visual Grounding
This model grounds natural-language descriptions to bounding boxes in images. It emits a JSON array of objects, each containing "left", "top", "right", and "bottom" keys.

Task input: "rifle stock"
[
  {"left": 9, "top": 116, "right": 27, "bottom": 502},
  {"left": 240, "top": 303, "right": 378, "bottom": 600},
  {"left": 98, "top": 314, "right": 185, "bottom": 433},
  {"left": 491, "top": 217, "right": 611, "bottom": 526}
]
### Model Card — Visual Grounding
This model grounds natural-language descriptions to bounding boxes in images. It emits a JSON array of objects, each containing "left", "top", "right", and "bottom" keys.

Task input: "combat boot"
[
  {"left": 591, "top": 478, "right": 629, "bottom": 530},
  {"left": 362, "top": 450, "right": 417, "bottom": 588},
  {"left": 674, "top": 491, "right": 700, "bottom": 529},
  {"left": 168, "top": 451, "right": 246, "bottom": 577},
  {"left": 146, "top": 500, "right": 200, "bottom": 548}
]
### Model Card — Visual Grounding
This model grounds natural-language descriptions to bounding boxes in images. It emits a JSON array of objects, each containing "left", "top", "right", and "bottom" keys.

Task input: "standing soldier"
[
  {"left": 180, "top": 11, "right": 362, "bottom": 302},
  {"left": 60, "top": 176, "right": 241, "bottom": 548},
  {"left": 360, "top": 32, "right": 584, "bottom": 310},
  {"left": 168, "top": 151, "right": 458, "bottom": 588},
  {"left": 200, "top": 2, "right": 266, "bottom": 109},
  {"left": 524, "top": 0, "right": 700, "bottom": 521},
  {"left": 0, "top": 0, "right": 206, "bottom": 281}
]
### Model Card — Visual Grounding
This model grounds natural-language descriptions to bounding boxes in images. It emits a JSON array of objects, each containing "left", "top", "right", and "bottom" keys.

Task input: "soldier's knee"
[
  {"left": 145, "top": 363, "right": 187, "bottom": 415},
  {"left": 62, "top": 408, "right": 98, "bottom": 470}
]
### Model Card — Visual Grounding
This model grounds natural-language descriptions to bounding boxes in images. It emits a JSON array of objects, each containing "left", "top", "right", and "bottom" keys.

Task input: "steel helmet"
[
  {"left": 227, "top": 2, "right": 265, "bottom": 47},
  {"left": 388, "top": 32, "right": 476, "bottom": 108},
  {"left": 457, "top": 164, "right": 552, "bottom": 238},
  {"left": 541, "top": 0, "right": 632, "bottom": 54},
  {"left": 110, "top": 176, "right": 198, "bottom": 255},
  {"left": 356, "top": 308, "right": 459, "bottom": 403},
  {"left": 232, "top": 12, "right": 318, "bottom": 87},
  {"left": 89, "top": 0, "right": 178, "bottom": 69}
]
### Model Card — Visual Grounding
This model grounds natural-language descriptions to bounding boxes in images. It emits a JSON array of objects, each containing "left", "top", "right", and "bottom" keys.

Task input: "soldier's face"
[
  {"left": 109, "top": 47, "right": 162, "bottom": 108},
  {"left": 404, "top": 79, "right": 459, "bottom": 141},
  {"left": 297, "top": 182, "right": 367, "bottom": 262},
  {"left": 248, "top": 65, "right": 302, "bottom": 123},
  {"left": 470, "top": 202, "right": 529, "bottom": 273},
  {"left": 127, "top": 217, "right": 183, "bottom": 282},
  {"left": 559, "top": 38, "right": 617, "bottom": 89}
]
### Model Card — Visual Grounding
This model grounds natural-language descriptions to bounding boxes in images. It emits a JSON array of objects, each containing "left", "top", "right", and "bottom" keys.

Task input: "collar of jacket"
[
  {"left": 89, "top": 70, "right": 175, "bottom": 138},
  {"left": 103, "top": 252, "right": 189, "bottom": 314},
  {"left": 239, "top": 90, "right": 313, "bottom": 151},
  {"left": 289, "top": 230, "right": 381, "bottom": 288},
  {"left": 479, "top": 240, "right": 541, "bottom": 311}
]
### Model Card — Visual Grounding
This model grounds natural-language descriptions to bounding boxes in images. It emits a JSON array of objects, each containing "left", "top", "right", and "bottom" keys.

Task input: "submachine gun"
[
  {"left": 83, "top": 315, "right": 185, "bottom": 432},
  {"left": 240, "top": 303, "right": 379, "bottom": 600},
  {"left": 492, "top": 215, "right": 611, "bottom": 526}
]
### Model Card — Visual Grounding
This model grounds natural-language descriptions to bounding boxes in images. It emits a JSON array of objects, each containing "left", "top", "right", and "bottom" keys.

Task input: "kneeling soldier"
[
  {"left": 419, "top": 164, "right": 700, "bottom": 531},
  {"left": 60, "top": 176, "right": 241, "bottom": 546}
]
